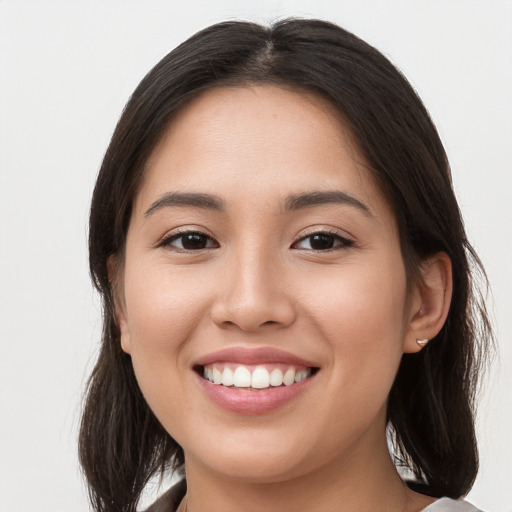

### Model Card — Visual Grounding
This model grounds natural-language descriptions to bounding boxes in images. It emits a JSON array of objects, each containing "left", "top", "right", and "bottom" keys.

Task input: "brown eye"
[
  {"left": 293, "top": 232, "right": 353, "bottom": 251},
  {"left": 161, "top": 231, "right": 219, "bottom": 251}
]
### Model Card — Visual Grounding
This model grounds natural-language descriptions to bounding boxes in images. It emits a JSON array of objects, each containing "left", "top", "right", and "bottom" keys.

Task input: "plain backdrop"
[{"left": 0, "top": 1, "right": 511, "bottom": 511}]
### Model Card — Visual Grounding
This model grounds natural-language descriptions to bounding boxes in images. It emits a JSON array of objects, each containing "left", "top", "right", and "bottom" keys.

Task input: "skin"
[{"left": 115, "top": 85, "right": 452, "bottom": 512}]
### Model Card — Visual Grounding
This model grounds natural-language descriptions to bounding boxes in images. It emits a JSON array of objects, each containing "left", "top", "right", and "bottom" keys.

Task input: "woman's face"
[{"left": 117, "top": 85, "right": 421, "bottom": 482}]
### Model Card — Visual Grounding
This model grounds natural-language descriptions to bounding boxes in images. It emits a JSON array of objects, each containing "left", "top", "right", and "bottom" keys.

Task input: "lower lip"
[{"left": 195, "top": 372, "right": 316, "bottom": 414}]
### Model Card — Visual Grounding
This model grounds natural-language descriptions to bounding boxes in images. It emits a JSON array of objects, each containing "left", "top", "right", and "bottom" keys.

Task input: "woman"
[{"left": 79, "top": 19, "right": 492, "bottom": 512}]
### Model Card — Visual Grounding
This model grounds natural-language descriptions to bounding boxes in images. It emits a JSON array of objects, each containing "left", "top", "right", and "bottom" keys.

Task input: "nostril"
[
  {"left": 217, "top": 320, "right": 236, "bottom": 329},
  {"left": 210, "top": 290, "right": 296, "bottom": 332}
]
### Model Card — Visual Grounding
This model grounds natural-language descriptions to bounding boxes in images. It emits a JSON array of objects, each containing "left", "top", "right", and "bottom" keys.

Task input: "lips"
[
  {"left": 194, "top": 346, "right": 318, "bottom": 368},
  {"left": 193, "top": 347, "right": 320, "bottom": 414}
]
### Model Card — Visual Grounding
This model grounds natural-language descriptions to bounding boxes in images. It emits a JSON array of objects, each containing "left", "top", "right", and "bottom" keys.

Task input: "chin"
[{"left": 183, "top": 428, "right": 322, "bottom": 484}]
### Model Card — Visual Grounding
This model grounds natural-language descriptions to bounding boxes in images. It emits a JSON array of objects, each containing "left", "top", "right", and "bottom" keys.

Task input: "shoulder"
[
  {"left": 144, "top": 479, "right": 187, "bottom": 512},
  {"left": 422, "top": 497, "right": 484, "bottom": 512}
]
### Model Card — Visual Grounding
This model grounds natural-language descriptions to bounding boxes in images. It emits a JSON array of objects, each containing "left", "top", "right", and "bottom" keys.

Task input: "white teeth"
[
  {"left": 251, "top": 367, "right": 270, "bottom": 389},
  {"left": 297, "top": 369, "right": 310, "bottom": 382},
  {"left": 203, "top": 365, "right": 313, "bottom": 388},
  {"left": 213, "top": 368, "right": 222, "bottom": 384},
  {"left": 270, "top": 368, "right": 283, "bottom": 386},
  {"left": 283, "top": 368, "right": 295, "bottom": 386},
  {"left": 233, "top": 366, "right": 252, "bottom": 387},
  {"left": 221, "top": 367, "right": 234, "bottom": 386}
]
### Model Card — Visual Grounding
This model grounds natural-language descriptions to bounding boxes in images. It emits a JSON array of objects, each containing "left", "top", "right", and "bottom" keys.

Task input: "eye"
[
  {"left": 292, "top": 231, "right": 353, "bottom": 251},
  {"left": 160, "top": 231, "right": 219, "bottom": 251}
]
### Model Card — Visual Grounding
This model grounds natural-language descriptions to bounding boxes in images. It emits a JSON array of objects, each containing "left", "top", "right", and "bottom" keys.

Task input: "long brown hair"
[{"left": 80, "top": 18, "right": 493, "bottom": 511}]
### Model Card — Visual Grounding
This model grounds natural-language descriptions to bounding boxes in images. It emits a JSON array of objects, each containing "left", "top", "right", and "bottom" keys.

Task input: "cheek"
[
  {"left": 121, "top": 261, "right": 212, "bottom": 406},
  {"left": 124, "top": 257, "right": 212, "bottom": 343},
  {"left": 301, "top": 257, "right": 408, "bottom": 390},
  {"left": 306, "top": 255, "right": 406, "bottom": 325},
  {"left": 296, "top": 260, "right": 408, "bottom": 447}
]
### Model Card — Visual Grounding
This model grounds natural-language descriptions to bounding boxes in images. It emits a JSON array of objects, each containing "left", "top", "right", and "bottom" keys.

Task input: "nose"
[{"left": 210, "top": 247, "right": 296, "bottom": 332}]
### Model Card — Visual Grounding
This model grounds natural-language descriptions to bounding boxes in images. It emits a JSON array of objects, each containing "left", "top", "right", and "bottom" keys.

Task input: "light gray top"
[{"left": 423, "top": 497, "right": 483, "bottom": 511}]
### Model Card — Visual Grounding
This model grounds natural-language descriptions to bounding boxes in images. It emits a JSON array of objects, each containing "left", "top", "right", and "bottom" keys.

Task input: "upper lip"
[{"left": 194, "top": 346, "right": 319, "bottom": 368}]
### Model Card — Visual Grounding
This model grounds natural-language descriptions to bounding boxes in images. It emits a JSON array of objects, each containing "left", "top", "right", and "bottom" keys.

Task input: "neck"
[{"left": 182, "top": 428, "right": 432, "bottom": 512}]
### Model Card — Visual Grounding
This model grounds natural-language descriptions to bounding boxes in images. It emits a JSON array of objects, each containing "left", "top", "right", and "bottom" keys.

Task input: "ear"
[
  {"left": 107, "top": 255, "right": 132, "bottom": 354},
  {"left": 403, "top": 252, "right": 453, "bottom": 353}
]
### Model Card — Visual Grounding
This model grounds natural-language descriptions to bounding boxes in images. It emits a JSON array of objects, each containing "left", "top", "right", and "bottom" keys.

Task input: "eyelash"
[
  {"left": 292, "top": 230, "right": 354, "bottom": 252},
  {"left": 158, "top": 230, "right": 219, "bottom": 251},
  {"left": 158, "top": 229, "right": 354, "bottom": 253}
]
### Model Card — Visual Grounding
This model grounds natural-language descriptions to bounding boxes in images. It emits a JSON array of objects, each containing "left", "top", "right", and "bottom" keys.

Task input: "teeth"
[
  {"left": 251, "top": 367, "right": 270, "bottom": 389},
  {"left": 270, "top": 368, "right": 283, "bottom": 386},
  {"left": 213, "top": 368, "right": 222, "bottom": 384},
  {"left": 295, "top": 369, "right": 309, "bottom": 383},
  {"left": 221, "top": 367, "right": 234, "bottom": 386},
  {"left": 283, "top": 368, "right": 295, "bottom": 386},
  {"left": 202, "top": 364, "right": 313, "bottom": 389},
  {"left": 233, "top": 366, "right": 251, "bottom": 387}
]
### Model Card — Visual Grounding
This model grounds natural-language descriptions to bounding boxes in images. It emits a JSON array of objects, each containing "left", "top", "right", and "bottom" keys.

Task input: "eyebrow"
[
  {"left": 145, "top": 192, "right": 225, "bottom": 216},
  {"left": 284, "top": 190, "right": 372, "bottom": 216},
  {"left": 144, "top": 189, "right": 371, "bottom": 217}
]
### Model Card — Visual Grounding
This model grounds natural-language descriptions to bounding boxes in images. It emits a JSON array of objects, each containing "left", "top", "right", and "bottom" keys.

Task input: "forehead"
[{"left": 136, "top": 85, "right": 387, "bottom": 219}]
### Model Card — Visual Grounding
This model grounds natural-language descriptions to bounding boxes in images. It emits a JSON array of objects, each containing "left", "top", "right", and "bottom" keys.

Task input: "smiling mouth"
[{"left": 195, "top": 363, "right": 319, "bottom": 390}]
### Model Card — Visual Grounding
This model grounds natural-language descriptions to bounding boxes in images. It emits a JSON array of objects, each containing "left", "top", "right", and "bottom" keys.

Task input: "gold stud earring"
[{"left": 416, "top": 338, "right": 429, "bottom": 347}]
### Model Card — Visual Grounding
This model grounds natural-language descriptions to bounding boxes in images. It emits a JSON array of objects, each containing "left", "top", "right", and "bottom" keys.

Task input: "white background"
[{"left": 0, "top": 1, "right": 511, "bottom": 511}]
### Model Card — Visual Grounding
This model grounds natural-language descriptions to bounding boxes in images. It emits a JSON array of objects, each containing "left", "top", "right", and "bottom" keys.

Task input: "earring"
[{"left": 416, "top": 338, "right": 429, "bottom": 347}]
